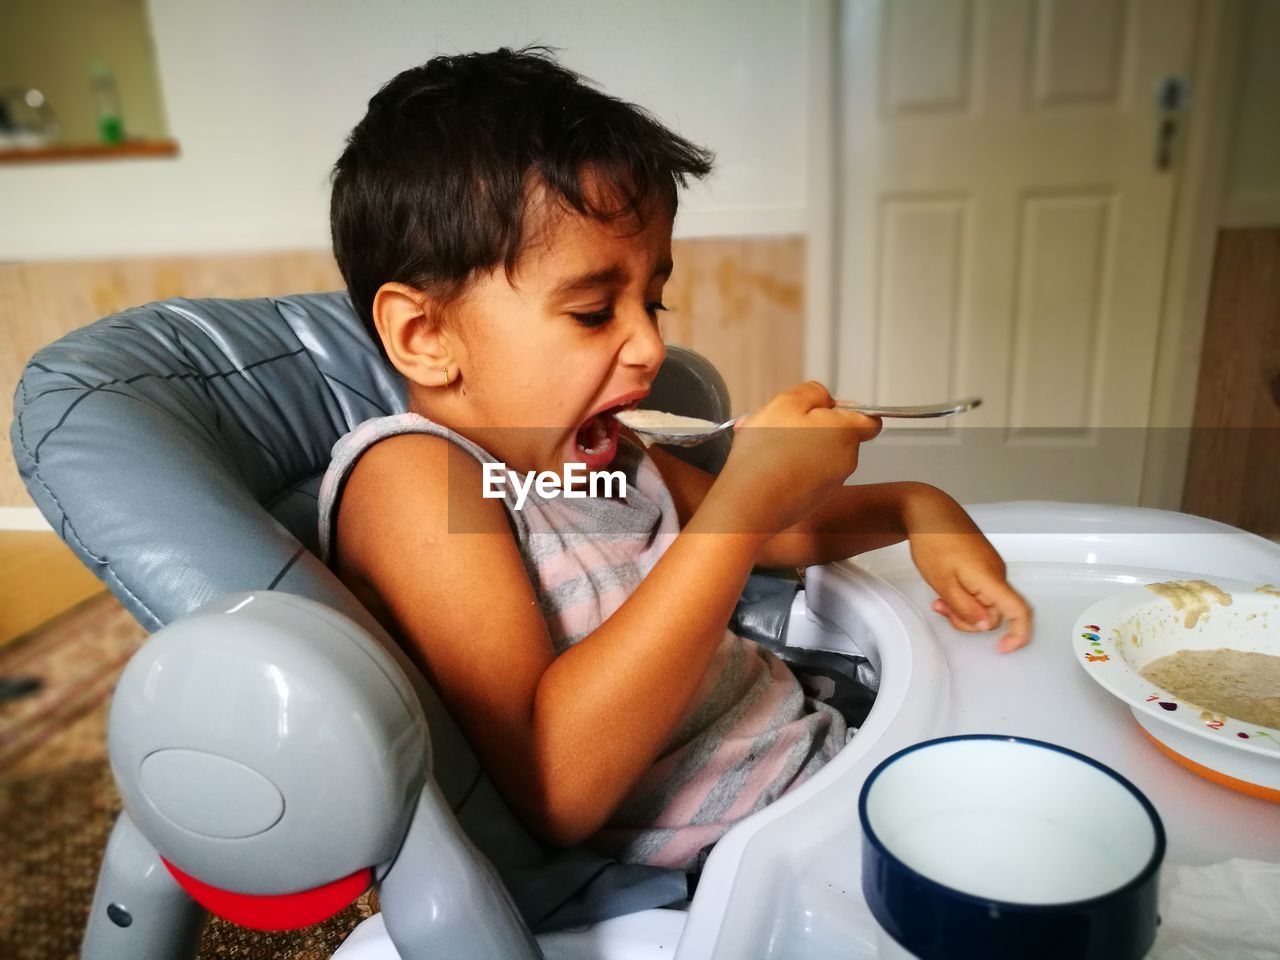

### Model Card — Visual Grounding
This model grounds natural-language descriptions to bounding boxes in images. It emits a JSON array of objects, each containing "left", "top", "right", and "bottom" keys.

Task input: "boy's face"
[{"left": 442, "top": 195, "right": 672, "bottom": 476}]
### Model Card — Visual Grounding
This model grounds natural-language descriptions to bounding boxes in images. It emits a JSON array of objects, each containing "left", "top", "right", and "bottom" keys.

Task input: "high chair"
[{"left": 11, "top": 292, "right": 875, "bottom": 960}]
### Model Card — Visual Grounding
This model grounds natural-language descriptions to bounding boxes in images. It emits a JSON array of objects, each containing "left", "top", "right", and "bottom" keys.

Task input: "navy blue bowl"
[{"left": 859, "top": 735, "right": 1165, "bottom": 960}]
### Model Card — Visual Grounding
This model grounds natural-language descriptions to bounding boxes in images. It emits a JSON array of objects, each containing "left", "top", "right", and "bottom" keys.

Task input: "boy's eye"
[
  {"left": 572, "top": 309, "right": 613, "bottom": 328},
  {"left": 570, "top": 303, "right": 668, "bottom": 328}
]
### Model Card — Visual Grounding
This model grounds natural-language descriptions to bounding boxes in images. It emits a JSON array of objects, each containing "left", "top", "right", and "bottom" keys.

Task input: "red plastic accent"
[{"left": 161, "top": 858, "right": 372, "bottom": 931}]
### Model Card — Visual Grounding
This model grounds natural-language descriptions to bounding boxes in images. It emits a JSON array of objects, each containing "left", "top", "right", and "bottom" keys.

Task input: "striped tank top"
[{"left": 318, "top": 413, "right": 847, "bottom": 870}]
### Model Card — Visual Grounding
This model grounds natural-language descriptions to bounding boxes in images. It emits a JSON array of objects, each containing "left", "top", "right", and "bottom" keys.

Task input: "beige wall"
[
  {"left": 2, "top": 238, "right": 804, "bottom": 512},
  {"left": 1, "top": 0, "right": 817, "bottom": 261},
  {"left": 1, "top": 0, "right": 170, "bottom": 144},
  {"left": 1221, "top": 0, "right": 1280, "bottom": 227},
  {"left": 1, "top": 1, "right": 823, "bottom": 522}
]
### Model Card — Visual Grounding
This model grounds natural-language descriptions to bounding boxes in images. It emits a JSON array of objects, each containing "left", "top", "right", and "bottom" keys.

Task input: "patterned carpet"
[{"left": 0, "top": 593, "right": 376, "bottom": 959}]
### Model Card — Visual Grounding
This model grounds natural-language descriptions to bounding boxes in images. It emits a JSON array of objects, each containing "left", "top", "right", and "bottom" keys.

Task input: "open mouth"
[{"left": 574, "top": 398, "right": 643, "bottom": 458}]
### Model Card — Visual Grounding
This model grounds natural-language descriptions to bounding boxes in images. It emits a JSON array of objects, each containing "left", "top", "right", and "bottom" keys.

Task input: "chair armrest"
[{"left": 109, "top": 590, "right": 427, "bottom": 894}]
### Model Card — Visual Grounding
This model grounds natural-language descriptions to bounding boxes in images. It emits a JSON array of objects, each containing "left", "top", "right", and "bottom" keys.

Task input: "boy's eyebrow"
[
  {"left": 550, "top": 267, "right": 624, "bottom": 297},
  {"left": 549, "top": 259, "right": 674, "bottom": 298}
]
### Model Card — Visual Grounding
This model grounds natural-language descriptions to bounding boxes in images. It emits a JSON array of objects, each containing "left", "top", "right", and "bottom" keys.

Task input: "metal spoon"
[{"left": 617, "top": 397, "right": 982, "bottom": 448}]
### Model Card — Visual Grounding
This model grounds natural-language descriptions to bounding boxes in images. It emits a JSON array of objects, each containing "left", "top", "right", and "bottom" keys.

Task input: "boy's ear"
[{"left": 371, "top": 282, "right": 458, "bottom": 386}]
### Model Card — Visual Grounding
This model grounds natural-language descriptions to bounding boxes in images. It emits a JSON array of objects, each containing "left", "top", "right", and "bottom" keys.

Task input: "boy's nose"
[{"left": 620, "top": 312, "right": 665, "bottom": 372}]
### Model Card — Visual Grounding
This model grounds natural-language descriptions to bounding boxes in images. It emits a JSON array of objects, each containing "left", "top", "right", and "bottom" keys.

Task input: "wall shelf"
[{"left": 0, "top": 139, "right": 179, "bottom": 165}]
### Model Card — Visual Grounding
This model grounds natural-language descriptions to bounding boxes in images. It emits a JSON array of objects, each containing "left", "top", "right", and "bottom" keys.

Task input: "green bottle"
[{"left": 89, "top": 62, "right": 125, "bottom": 145}]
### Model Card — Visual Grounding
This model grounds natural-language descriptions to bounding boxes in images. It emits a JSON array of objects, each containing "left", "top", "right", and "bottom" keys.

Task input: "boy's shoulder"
[
  {"left": 347, "top": 428, "right": 496, "bottom": 512},
  {"left": 331, "top": 412, "right": 458, "bottom": 465},
  {"left": 330, "top": 417, "right": 512, "bottom": 560},
  {"left": 350, "top": 429, "right": 455, "bottom": 482},
  {"left": 338, "top": 435, "right": 511, "bottom": 574},
  {"left": 329, "top": 413, "right": 499, "bottom": 494}
]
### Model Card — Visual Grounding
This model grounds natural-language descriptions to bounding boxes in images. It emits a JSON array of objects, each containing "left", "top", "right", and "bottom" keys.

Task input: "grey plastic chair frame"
[{"left": 11, "top": 292, "right": 735, "bottom": 959}]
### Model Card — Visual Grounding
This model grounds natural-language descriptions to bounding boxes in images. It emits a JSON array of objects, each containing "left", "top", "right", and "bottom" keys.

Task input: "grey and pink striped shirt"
[{"left": 318, "top": 413, "right": 847, "bottom": 870}]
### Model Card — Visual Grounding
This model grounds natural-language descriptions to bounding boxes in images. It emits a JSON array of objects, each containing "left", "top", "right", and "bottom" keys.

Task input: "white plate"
[{"left": 1072, "top": 578, "right": 1280, "bottom": 799}]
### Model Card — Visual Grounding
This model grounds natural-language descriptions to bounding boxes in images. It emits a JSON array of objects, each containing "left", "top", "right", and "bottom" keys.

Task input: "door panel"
[
  {"left": 1032, "top": 0, "right": 1128, "bottom": 106},
  {"left": 1008, "top": 191, "right": 1112, "bottom": 435},
  {"left": 838, "top": 0, "right": 1198, "bottom": 505},
  {"left": 876, "top": 198, "right": 966, "bottom": 411},
  {"left": 883, "top": 0, "right": 975, "bottom": 113}
]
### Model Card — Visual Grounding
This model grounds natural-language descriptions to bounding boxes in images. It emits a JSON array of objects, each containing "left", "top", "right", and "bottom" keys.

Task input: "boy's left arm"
[
  {"left": 759, "top": 480, "right": 1032, "bottom": 652},
  {"left": 645, "top": 444, "right": 1031, "bottom": 652}
]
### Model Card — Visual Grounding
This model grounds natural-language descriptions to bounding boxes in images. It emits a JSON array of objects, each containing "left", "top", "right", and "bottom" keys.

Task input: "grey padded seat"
[{"left": 10, "top": 291, "right": 734, "bottom": 932}]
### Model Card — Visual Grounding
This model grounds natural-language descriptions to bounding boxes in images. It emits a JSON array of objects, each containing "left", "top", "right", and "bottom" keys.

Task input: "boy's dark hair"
[{"left": 330, "top": 46, "right": 714, "bottom": 344}]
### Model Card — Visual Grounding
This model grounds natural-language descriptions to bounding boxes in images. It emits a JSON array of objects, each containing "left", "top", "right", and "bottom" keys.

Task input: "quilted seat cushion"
[{"left": 10, "top": 290, "right": 727, "bottom": 929}]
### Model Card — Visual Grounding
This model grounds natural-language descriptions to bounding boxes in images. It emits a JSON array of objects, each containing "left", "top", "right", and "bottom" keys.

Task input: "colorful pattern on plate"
[{"left": 1081, "top": 625, "right": 1108, "bottom": 663}]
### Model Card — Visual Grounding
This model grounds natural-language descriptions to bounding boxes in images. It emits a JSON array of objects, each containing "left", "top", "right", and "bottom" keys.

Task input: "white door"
[{"left": 837, "top": 0, "right": 1200, "bottom": 507}]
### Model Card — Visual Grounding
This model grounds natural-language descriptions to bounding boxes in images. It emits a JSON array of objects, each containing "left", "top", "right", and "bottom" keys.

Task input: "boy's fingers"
[
  {"left": 933, "top": 599, "right": 972, "bottom": 632},
  {"left": 850, "top": 413, "right": 884, "bottom": 441},
  {"left": 939, "top": 580, "right": 993, "bottom": 631},
  {"left": 933, "top": 603, "right": 988, "bottom": 634},
  {"left": 936, "top": 580, "right": 1031, "bottom": 651},
  {"left": 1003, "top": 614, "right": 1032, "bottom": 648},
  {"left": 808, "top": 406, "right": 882, "bottom": 439},
  {"left": 984, "top": 580, "right": 1033, "bottom": 652},
  {"left": 998, "top": 632, "right": 1027, "bottom": 653},
  {"left": 788, "top": 381, "right": 835, "bottom": 411},
  {"left": 997, "top": 614, "right": 1032, "bottom": 650}
]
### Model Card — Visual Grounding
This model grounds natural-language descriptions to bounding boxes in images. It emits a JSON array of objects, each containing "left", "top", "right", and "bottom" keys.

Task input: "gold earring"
[{"left": 440, "top": 366, "right": 452, "bottom": 387}]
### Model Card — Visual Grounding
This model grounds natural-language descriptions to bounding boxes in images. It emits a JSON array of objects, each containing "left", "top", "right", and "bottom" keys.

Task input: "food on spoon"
[{"left": 614, "top": 409, "right": 718, "bottom": 447}]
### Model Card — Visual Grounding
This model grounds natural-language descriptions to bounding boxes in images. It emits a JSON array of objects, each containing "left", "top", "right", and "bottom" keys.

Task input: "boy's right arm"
[
  {"left": 336, "top": 434, "right": 769, "bottom": 848},
  {"left": 335, "top": 385, "right": 870, "bottom": 848}
]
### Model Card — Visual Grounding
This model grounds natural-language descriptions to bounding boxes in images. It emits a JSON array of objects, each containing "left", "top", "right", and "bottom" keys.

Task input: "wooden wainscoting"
[
  {"left": 2, "top": 237, "right": 805, "bottom": 511},
  {"left": 1, "top": 250, "right": 347, "bottom": 509},
  {"left": 1182, "top": 228, "right": 1280, "bottom": 536},
  {"left": 661, "top": 235, "right": 806, "bottom": 412},
  {"left": 0, "top": 532, "right": 105, "bottom": 647}
]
